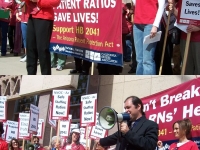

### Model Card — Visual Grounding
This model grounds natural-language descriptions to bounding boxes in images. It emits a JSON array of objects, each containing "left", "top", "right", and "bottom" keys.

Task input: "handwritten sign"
[
  {"left": 89, "top": 113, "right": 108, "bottom": 140},
  {"left": 0, "top": 96, "right": 7, "bottom": 121},
  {"left": 5, "top": 120, "right": 18, "bottom": 142},
  {"left": 28, "top": 104, "right": 39, "bottom": 134},
  {"left": 33, "top": 119, "right": 44, "bottom": 138},
  {"left": 48, "top": 101, "right": 57, "bottom": 129},
  {"left": 18, "top": 113, "right": 30, "bottom": 139},
  {"left": 177, "top": 0, "right": 200, "bottom": 25},
  {"left": 80, "top": 94, "right": 97, "bottom": 127},
  {"left": 52, "top": 90, "right": 71, "bottom": 120},
  {"left": 60, "top": 115, "right": 72, "bottom": 137}
]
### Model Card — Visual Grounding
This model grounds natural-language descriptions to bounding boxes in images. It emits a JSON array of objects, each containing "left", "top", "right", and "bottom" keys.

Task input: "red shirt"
[
  {"left": 64, "top": 143, "right": 85, "bottom": 150},
  {"left": 24, "top": 0, "right": 61, "bottom": 20},
  {"left": 18, "top": 4, "right": 29, "bottom": 23},
  {"left": 0, "top": 138, "right": 8, "bottom": 150},
  {"left": 169, "top": 141, "right": 199, "bottom": 150},
  {"left": 6, "top": 1, "right": 17, "bottom": 26},
  {"left": 134, "top": 0, "right": 158, "bottom": 24}
]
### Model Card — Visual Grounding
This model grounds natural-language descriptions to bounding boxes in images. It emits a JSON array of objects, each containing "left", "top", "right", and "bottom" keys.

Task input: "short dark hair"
[
  {"left": 32, "top": 136, "right": 39, "bottom": 141},
  {"left": 124, "top": 96, "right": 145, "bottom": 116}
]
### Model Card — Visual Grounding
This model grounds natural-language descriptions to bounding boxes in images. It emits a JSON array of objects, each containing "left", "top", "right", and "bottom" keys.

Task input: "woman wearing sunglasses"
[
  {"left": 157, "top": 118, "right": 198, "bottom": 150},
  {"left": 9, "top": 138, "right": 21, "bottom": 150}
]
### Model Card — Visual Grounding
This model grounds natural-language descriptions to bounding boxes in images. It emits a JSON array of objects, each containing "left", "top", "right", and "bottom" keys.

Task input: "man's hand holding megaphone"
[{"left": 119, "top": 122, "right": 129, "bottom": 134}]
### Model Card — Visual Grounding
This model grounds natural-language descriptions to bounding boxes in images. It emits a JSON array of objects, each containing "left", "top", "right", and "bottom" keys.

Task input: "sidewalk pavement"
[{"left": 0, "top": 52, "right": 135, "bottom": 75}]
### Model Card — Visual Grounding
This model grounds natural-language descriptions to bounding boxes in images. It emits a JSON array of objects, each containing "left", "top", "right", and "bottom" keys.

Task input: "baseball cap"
[{"left": 71, "top": 128, "right": 80, "bottom": 134}]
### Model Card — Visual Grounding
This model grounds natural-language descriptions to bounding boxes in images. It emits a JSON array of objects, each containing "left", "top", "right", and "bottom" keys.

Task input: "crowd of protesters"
[{"left": 0, "top": 0, "right": 200, "bottom": 75}]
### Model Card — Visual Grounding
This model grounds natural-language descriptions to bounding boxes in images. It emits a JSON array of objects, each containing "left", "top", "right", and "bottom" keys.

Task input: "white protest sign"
[
  {"left": 0, "top": 96, "right": 7, "bottom": 121},
  {"left": 59, "top": 115, "right": 72, "bottom": 137},
  {"left": 18, "top": 113, "right": 30, "bottom": 139},
  {"left": 2, "top": 122, "right": 7, "bottom": 140},
  {"left": 178, "top": 0, "right": 200, "bottom": 25},
  {"left": 28, "top": 104, "right": 39, "bottom": 134},
  {"left": 5, "top": 120, "right": 18, "bottom": 142},
  {"left": 89, "top": 113, "right": 108, "bottom": 140},
  {"left": 33, "top": 119, "right": 44, "bottom": 138},
  {"left": 70, "top": 124, "right": 79, "bottom": 132},
  {"left": 48, "top": 101, "right": 57, "bottom": 129},
  {"left": 52, "top": 90, "right": 71, "bottom": 120},
  {"left": 79, "top": 128, "right": 86, "bottom": 147},
  {"left": 80, "top": 94, "right": 97, "bottom": 127}
]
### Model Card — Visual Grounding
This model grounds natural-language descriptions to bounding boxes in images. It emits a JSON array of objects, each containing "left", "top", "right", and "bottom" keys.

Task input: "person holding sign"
[
  {"left": 64, "top": 128, "right": 85, "bottom": 150},
  {"left": 24, "top": 0, "right": 61, "bottom": 75},
  {"left": 157, "top": 118, "right": 198, "bottom": 150},
  {"left": 168, "top": 0, "right": 200, "bottom": 75},
  {"left": 0, "top": 122, "right": 8, "bottom": 150},
  {"left": 132, "top": 0, "right": 165, "bottom": 75},
  {"left": 97, "top": 96, "right": 158, "bottom": 150},
  {"left": 9, "top": 138, "right": 21, "bottom": 150}
]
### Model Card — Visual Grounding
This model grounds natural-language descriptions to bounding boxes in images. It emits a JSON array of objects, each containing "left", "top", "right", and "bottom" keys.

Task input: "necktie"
[{"left": 131, "top": 122, "right": 135, "bottom": 129}]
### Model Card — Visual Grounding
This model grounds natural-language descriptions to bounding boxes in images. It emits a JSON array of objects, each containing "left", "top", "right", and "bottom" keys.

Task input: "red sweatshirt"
[
  {"left": 24, "top": 0, "right": 61, "bottom": 20},
  {"left": 6, "top": 1, "right": 17, "bottom": 26},
  {"left": 169, "top": 141, "right": 199, "bottom": 150},
  {"left": 134, "top": 0, "right": 158, "bottom": 25}
]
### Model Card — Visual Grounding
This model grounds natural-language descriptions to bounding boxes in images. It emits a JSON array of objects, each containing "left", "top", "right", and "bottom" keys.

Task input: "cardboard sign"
[
  {"left": 28, "top": 104, "right": 39, "bottom": 134},
  {"left": 5, "top": 120, "right": 18, "bottom": 142},
  {"left": 48, "top": 101, "right": 57, "bottom": 129},
  {"left": 0, "top": 96, "right": 7, "bottom": 122},
  {"left": 59, "top": 115, "right": 72, "bottom": 137},
  {"left": 177, "top": 0, "right": 200, "bottom": 25},
  {"left": 33, "top": 119, "right": 44, "bottom": 138},
  {"left": 80, "top": 94, "right": 97, "bottom": 127},
  {"left": 89, "top": 113, "right": 108, "bottom": 140},
  {"left": 18, "top": 113, "right": 30, "bottom": 139},
  {"left": 79, "top": 127, "right": 86, "bottom": 147},
  {"left": 52, "top": 90, "right": 71, "bottom": 120}
]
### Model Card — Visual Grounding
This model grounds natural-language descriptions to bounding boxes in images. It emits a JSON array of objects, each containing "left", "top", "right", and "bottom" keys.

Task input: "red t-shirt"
[
  {"left": 177, "top": 1, "right": 200, "bottom": 42},
  {"left": 64, "top": 143, "right": 85, "bottom": 150},
  {"left": 169, "top": 141, "right": 199, "bottom": 150},
  {"left": 134, "top": 0, "right": 158, "bottom": 25},
  {"left": 0, "top": 138, "right": 8, "bottom": 150}
]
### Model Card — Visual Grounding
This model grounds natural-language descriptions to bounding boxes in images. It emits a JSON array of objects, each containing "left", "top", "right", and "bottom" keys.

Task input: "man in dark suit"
[{"left": 97, "top": 96, "right": 158, "bottom": 150}]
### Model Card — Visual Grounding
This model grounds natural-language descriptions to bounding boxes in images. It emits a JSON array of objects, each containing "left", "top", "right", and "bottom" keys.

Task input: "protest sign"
[
  {"left": 59, "top": 115, "right": 72, "bottom": 137},
  {"left": 50, "top": 0, "right": 123, "bottom": 67},
  {"left": 70, "top": 123, "right": 79, "bottom": 132},
  {"left": 18, "top": 113, "right": 30, "bottom": 139},
  {"left": 79, "top": 127, "right": 86, "bottom": 147},
  {"left": 52, "top": 90, "right": 71, "bottom": 120},
  {"left": 89, "top": 113, "right": 108, "bottom": 140},
  {"left": 33, "top": 119, "right": 44, "bottom": 138},
  {"left": 48, "top": 101, "right": 57, "bottom": 129},
  {"left": 142, "top": 77, "right": 200, "bottom": 148},
  {"left": 177, "top": 0, "right": 200, "bottom": 25},
  {"left": 28, "top": 104, "right": 39, "bottom": 134},
  {"left": 5, "top": 120, "right": 18, "bottom": 142},
  {"left": 0, "top": 96, "right": 7, "bottom": 122},
  {"left": 80, "top": 94, "right": 97, "bottom": 127}
]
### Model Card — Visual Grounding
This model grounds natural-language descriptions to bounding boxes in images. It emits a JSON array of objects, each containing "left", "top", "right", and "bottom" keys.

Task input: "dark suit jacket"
[{"left": 100, "top": 116, "right": 158, "bottom": 150}]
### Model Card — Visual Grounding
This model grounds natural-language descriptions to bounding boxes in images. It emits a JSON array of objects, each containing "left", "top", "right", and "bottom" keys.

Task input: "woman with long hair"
[
  {"left": 9, "top": 138, "right": 21, "bottom": 150},
  {"left": 157, "top": 118, "right": 198, "bottom": 150},
  {"left": 65, "top": 128, "right": 85, "bottom": 150}
]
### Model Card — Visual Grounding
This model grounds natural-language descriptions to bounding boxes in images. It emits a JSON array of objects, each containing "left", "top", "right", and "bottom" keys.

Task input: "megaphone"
[{"left": 98, "top": 106, "right": 130, "bottom": 130}]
